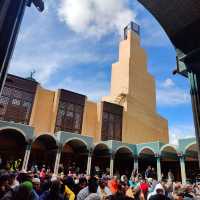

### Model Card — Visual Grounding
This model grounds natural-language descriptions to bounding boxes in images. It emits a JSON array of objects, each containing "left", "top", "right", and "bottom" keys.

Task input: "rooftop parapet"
[{"left": 124, "top": 21, "right": 140, "bottom": 40}]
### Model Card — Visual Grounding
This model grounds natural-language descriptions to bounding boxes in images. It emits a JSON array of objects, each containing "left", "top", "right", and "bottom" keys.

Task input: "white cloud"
[
  {"left": 169, "top": 124, "right": 195, "bottom": 145},
  {"left": 58, "top": 0, "right": 136, "bottom": 38},
  {"left": 9, "top": 2, "right": 114, "bottom": 85},
  {"left": 157, "top": 78, "right": 190, "bottom": 106},
  {"left": 161, "top": 78, "right": 175, "bottom": 88}
]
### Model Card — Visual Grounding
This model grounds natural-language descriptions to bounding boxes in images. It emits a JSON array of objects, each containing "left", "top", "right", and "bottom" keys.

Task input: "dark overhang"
[{"left": 138, "top": 0, "right": 200, "bottom": 65}]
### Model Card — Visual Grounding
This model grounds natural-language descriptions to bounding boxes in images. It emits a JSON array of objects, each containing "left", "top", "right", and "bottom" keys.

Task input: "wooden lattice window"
[
  {"left": 55, "top": 90, "right": 85, "bottom": 134},
  {"left": 0, "top": 74, "right": 37, "bottom": 124},
  {"left": 101, "top": 102, "right": 123, "bottom": 141}
]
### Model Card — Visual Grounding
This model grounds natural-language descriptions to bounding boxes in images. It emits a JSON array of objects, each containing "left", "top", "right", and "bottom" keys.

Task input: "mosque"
[{"left": 0, "top": 23, "right": 198, "bottom": 184}]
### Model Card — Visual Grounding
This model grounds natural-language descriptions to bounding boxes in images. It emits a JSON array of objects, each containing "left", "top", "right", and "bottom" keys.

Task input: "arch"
[
  {"left": 63, "top": 137, "right": 89, "bottom": 150},
  {"left": 184, "top": 141, "right": 197, "bottom": 154},
  {"left": 184, "top": 142, "right": 199, "bottom": 180},
  {"left": 0, "top": 128, "right": 27, "bottom": 169},
  {"left": 29, "top": 134, "right": 58, "bottom": 171},
  {"left": 0, "top": 126, "right": 27, "bottom": 141},
  {"left": 160, "top": 144, "right": 180, "bottom": 181},
  {"left": 160, "top": 144, "right": 178, "bottom": 154},
  {"left": 115, "top": 145, "right": 133, "bottom": 155},
  {"left": 92, "top": 143, "right": 111, "bottom": 175},
  {"left": 93, "top": 142, "right": 110, "bottom": 152},
  {"left": 61, "top": 137, "right": 89, "bottom": 174},
  {"left": 138, "top": 146, "right": 155, "bottom": 156},
  {"left": 114, "top": 145, "right": 134, "bottom": 177},
  {"left": 33, "top": 134, "right": 58, "bottom": 148},
  {"left": 138, "top": 146, "right": 156, "bottom": 177}
]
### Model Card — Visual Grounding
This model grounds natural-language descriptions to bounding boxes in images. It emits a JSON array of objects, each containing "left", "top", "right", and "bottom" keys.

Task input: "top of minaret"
[{"left": 124, "top": 21, "right": 140, "bottom": 40}]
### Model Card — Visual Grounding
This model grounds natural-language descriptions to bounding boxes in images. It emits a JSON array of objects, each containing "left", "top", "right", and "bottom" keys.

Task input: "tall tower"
[{"left": 103, "top": 22, "right": 168, "bottom": 144}]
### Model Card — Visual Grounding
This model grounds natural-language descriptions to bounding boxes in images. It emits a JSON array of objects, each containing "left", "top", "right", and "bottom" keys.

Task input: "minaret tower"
[{"left": 103, "top": 22, "right": 168, "bottom": 144}]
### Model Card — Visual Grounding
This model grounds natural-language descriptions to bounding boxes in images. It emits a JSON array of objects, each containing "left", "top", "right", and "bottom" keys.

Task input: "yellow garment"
[
  {"left": 126, "top": 188, "right": 135, "bottom": 199},
  {"left": 64, "top": 185, "right": 75, "bottom": 200}
]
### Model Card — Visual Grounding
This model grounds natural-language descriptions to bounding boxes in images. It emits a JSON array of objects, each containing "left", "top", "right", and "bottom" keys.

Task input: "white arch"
[
  {"left": 0, "top": 126, "right": 27, "bottom": 141},
  {"left": 184, "top": 141, "right": 197, "bottom": 154},
  {"left": 138, "top": 146, "right": 155, "bottom": 155},
  {"left": 160, "top": 144, "right": 178, "bottom": 154},
  {"left": 63, "top": 137, "right": 88, "bottom": 149},
  {"left": 115, "top": 145, "right": 133, "bottom": 155}
]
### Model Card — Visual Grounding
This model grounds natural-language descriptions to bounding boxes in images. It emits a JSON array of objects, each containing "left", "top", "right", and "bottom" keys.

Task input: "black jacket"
[{"left": 149, "top": 194, "right": 171, "bottom": 200}]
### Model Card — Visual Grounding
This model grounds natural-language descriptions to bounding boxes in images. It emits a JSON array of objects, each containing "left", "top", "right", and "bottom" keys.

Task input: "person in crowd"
[
  {"left": 62, "top": 176, "right": 75, "bottom": 200},
  {"left": 39, "top": 168, "right": 46, "bottom": 182},
  {"left": 77, "top": 176, "right": 99, "bottom": 200},
  {"left": 1, "top": 181, "right": 36, "bottom": 200},
  {"left": 183, "top": 184, "right": 195, "bottom": 200},
  {"left": 0, "top": 164, "right": 200, "bottom": 200},
  {"left": 32, "top": 177, "right": 41, "bottom": 196},
  {"left": 73, "top": 176, "right": 87, "bottom": 196},
  {"left": 150, "top": 168, "right": 157, "bottom": 180},
  {"left": 8, "top": 173, "right": 19, "bottom": 189},
  {"left": 108, "top": 183, "right": 129, "bottom": 200},
  {"left": 194, "top": 183, "right": 200, "bottom": 198},
  {"left": 139, "top": 179, "right": 149, "bottom": 200},
  {"left": 0, "top": 173, "right": 10, "bottom": 199},
  {"left": 129, "top": 176, "right": 139, "bottom": 189},
  {"left": 145, "top": 166, "right": 152, "bottom": 179},
  {"left": 108, "top": 176, "right": 118, "bottom": 194},
  {"left": 148, "top": 183, "right": 171, "bottom": 200},
  {"left": 167, "top": 170, "right": 175, "bottom": 182},
  {"left": 97, "top": 178, "right": 112, "bottom": 199},
  {"left": 39, "top": 180, "right": 64, "bottom": 200}
]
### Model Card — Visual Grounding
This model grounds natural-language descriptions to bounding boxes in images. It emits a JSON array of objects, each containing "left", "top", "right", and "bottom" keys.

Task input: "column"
[
  {"left": 179, "top": 153, "right": 186, "bottom": 184},
  {"left": 132, "top": 156, "right": 138, "bottom": 176},
  {"left": 188, "top": 72, "right": 200, "bottom": 167},
  {"left": 86, "top": 149, "right": 93, "bottom": 176},
  {"left": 22, "top": 142, "right": 32, "bottom": 171},
  {"left": 155, "top": 154, "right": 161, "bottom": 181},
  {"left": 110, "top": 151, "right": 115, "bottom": 177},
  {"left": 54, "top": 144, "right": 62, "bottom": 174},
  {"left": 134, "top": 156, "right": 139, "bottom": 171}
]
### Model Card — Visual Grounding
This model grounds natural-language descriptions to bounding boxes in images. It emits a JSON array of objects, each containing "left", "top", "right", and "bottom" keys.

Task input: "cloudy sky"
[{"left": 9, "top": 0, "right": 195, "bottom": 144}]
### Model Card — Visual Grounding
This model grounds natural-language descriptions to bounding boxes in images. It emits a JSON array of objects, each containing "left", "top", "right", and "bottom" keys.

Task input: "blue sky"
[{"left": 9, "top": 0, "right": 195, "bottom": 144}]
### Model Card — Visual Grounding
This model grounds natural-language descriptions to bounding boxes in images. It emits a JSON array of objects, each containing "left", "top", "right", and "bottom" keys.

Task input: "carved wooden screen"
[
  {"left": 55, "top": 89, "right": 86, "bottom": 134},
  {"left": 0, "top": 74, "right": 37, "bottom": 124},
  {"left": 101, "top": 101, "right": 123, "bottom": 141}
]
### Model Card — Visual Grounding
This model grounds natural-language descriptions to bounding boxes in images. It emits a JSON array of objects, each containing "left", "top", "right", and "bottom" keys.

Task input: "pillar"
[
  {"left": 179, "top": 153, "right": 186, "bottom": 184},
  {"left": 86, "top": 149, "right": 92, "bottom": 176},
  {"left": 22, "top": 142, "right": 32, "bottom": 171},
  {"left": 110, "top": 151, "right": 115, "bottom": 177},
  {"left": 156, "top": 154, "right": 161, "bottom": 181},
  {"left": 132, "top": 156, "right": 138, "bottom": 176},
  {"left": 54, "top": 144, "right": 62, "bottom": 174},
  {"left": 188, "top": 72, "right": 200, "bottom": 167},
  {"left": 134, "top": 156, "right": 139, "bottom": 171}
]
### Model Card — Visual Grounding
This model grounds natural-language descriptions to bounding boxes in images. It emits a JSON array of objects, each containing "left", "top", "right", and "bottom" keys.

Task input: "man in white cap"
[{"left": 32, "top": 177, "right": 41, "bottom": 196}]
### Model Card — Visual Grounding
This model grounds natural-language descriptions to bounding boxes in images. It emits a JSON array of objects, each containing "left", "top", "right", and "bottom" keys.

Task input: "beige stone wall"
[
  {"left": 29, "top": 86, "right": 58, "bottom": 136},
  {"left": 81, "top": 100, "right": 98, "bottom": 140},
  {"left": 81, "top": 101, "right": 103, "bottom": 142},
  {"left": 50, "top": 90, "right": 60, "bottom": 133}
]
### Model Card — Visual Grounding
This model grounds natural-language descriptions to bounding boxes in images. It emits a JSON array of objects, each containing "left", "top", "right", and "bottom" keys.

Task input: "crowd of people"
[{"left": 0, "top": 164, "right": 200, "bottom": 200}]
